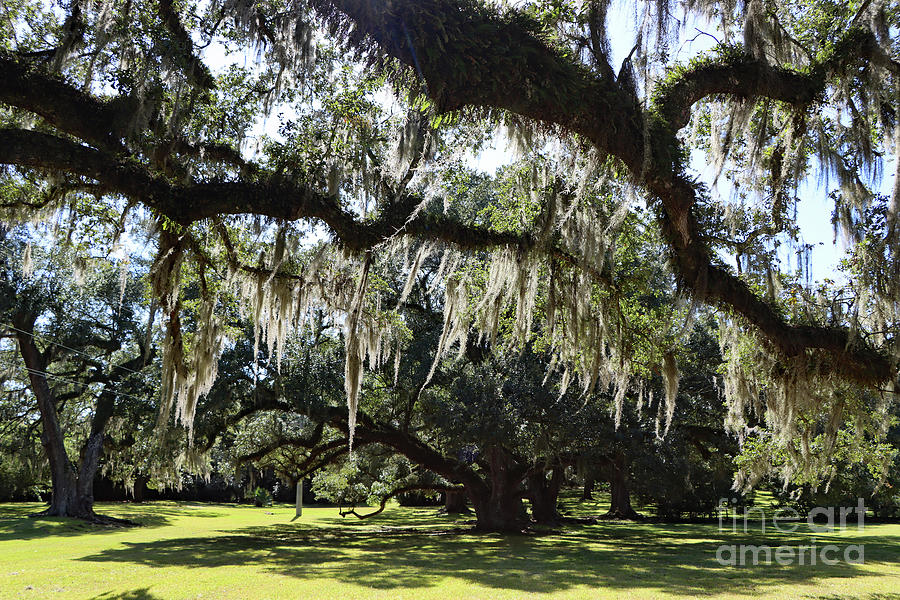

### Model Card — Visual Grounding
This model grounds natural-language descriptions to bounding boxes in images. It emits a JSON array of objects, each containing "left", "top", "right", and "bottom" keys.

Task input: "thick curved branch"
[
  {"left": 0, "top": 128, "right": 533, "bottom": 253},
  {"left": 661, "top": 219, "right": 892, "bottom": 383},
  {"left": 0, "top": 53, "right": 134, "bottom": 152},
  {"left": 311, "top": 2, "right": 894, "bottom": 385},
  {"left": 319, "top": 405, "right": 488, "bottom": 495},
  {"left": 312, "top": 0, "right": 644, "bottom": 166},
  {"left": 646, "top": 42, "right": 895, "bottom": 380},
  {"left": 654, "top": 28, "right": 900, "bottom": 131},
  {"left": 339, "top": 484, "right": 464, "bottom": 519},
  {"left": 1, "top": 51, "right": 606, "bottom": 270},
  {"left": 0, "top": 54, "right": 234, "bottom": 163},
  {"left": 654, "top": 55, "right": 824, "bottom": 131}
]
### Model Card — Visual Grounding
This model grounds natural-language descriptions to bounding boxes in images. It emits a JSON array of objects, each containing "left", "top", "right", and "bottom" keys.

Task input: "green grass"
[{"left": 1, "top": 496, "right": 898, "bottom": 600}]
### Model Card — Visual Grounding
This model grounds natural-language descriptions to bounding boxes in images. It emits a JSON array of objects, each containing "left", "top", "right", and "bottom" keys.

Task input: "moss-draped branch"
[
  {"left": 0, "top": 128, "right": 524, "bottom": 251},
  {"left": 0, "top": 1, "right": 896, "bottom": 386},
  {"left": 313, "top": 0, "right": 894, "bottom": 385},
  {"left": 652, "top": 28, "right": 899, "bottom": 130}
]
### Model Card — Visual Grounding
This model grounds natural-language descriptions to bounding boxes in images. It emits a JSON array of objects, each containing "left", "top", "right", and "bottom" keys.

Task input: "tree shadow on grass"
[
  {"left": 103, "top": 502, "right": 226, "bottom": 523},
  {"left": 89, "top": 589, "right": 163, "bottom": 600},
  {"left": 0, "top": 501, "right": 223, "bottom": 542},
  {"left": 77, "top": 517, "right": 900, "bottom": 597}
]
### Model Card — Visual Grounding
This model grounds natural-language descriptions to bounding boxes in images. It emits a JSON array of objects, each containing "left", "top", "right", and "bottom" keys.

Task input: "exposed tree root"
[{"left": 600, "top": 508, "right": 644, "bottom": 521}]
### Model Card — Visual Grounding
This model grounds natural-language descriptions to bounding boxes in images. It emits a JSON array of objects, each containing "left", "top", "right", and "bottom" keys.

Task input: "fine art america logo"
[{"left": 715, "top": 498, "right": 866, "bottom": 566}]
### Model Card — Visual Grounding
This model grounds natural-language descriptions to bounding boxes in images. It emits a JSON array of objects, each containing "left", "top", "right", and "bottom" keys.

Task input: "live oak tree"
[
  {"left": 210, "top": 325, "right": 557, "bottom": 531},
  {"left": 2, "top": 0, "right": 900, "bottom": 487},
  {"left": 194, "top": 278, "right": 511, "bottom": 527},
  {"left": 207, "top": 222, "right": 692, "bottom": 531},
  {"left": 0, "top": 230, "right": 155, "bottom": 522}
]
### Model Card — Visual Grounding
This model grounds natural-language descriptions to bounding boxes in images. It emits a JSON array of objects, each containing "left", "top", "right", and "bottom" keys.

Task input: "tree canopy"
[{"left": 2, "top": 0, "right": 900, "bottom": 484}]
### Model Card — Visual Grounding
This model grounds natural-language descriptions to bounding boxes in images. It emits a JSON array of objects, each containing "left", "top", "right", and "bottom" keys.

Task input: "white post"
[{"left": 295, "top": 479, "right": 303, "bottom": 517}]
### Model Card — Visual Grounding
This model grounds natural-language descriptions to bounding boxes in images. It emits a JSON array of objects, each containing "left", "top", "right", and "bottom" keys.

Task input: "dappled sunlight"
[
  {"left": 0, "top": 503, "right": 170, "bottom": 542},
  {"left": 1, "top": 502, "right": 898, "bottom": 598},
  {"left": 67, "top": 504, "right": 900, "bottom": 598}
]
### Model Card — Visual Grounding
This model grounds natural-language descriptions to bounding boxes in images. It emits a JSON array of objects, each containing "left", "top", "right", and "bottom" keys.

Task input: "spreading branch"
[
  {"left": 653, "top": 28, "right": 899, "bottom": 131},
  {"left": 0, "top": 52, "right": 135, "bottom": 152},
  {"left": 310, "top": 0, "right": 894, "bottom": 385},
  {"left": 339, "top": 484, "right": 464, "bottom": 519},
  {"left": 0, "top": 2, "right": 897, "bottom": 387}
]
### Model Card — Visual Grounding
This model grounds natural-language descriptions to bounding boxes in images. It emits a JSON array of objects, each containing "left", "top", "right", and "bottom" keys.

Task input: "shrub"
[{"left": 251, "top": 486, "right": 273, "bottom": 507}]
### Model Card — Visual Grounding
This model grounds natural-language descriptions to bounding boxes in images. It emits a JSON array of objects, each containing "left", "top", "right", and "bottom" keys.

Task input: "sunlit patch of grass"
[{"left": 0, "top": 499, "right": 898, "bottom": 599}]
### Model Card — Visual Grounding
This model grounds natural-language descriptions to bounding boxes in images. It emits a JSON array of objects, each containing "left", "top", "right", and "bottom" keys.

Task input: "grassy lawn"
[{"left": 1, "top": 496, "right": 898, "bottom": 600}]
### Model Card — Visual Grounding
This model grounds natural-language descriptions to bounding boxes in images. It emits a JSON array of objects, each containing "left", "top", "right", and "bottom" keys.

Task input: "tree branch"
[
  {"left": 654, "top": 28, "right": 898, "bottom": 131},
  {"left": 0, "top": 128, "right": 529, "bottom": 252},
  {"left": 237, "top": 422, "right": 329, "bottom": 464},
  {"left": 311, "top": 0, "right": 644, "bottom": 166},
  {"left": 339, "top": 483, "right": 464, "bottom": 519},
  {"left": 319, "top": 404, "right": 489, "bottom": 495},
  {"left": 314, "top": 2, "right": 895, "bottom": 385},
  {"left": 157, "top": 0, "right": 216, "bottom": 90},
  {"left": 2, "top": 3, "right": 897, "bottom": 388},
  {"left": 0, "top": 52, "right": 134, "bottom": 152},
  {"left": 653, "top": 52, "right": 824, "bottom": 131}
]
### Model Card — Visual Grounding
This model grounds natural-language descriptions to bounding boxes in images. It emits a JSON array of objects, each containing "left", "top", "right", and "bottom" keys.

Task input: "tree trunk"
[
  {"left": 467, "top": 487, "right": 527, "bottom": 532},
  {"left": 581, "top": 474, "right": 595, "bottom": 501},
  {"left": 13, "top": 313, "right": 126, "bottom": 524},
  {"left": 528, "top": 467, "right": 562, "bottom": 524},
  {"left": 602, "top": 451, "right": 640, "bottom": 520},
  {"left": 466, "top": 447, "right": 528, "bottom": 532},
  {"left": 74, "top": 431, "right": 104, "bottom": 511},
  {"left": 443, "top": 489, "right": 469, "bottom": 514},
  {"left": 132, "top": 475, "right": 149, "bottom": 503}
]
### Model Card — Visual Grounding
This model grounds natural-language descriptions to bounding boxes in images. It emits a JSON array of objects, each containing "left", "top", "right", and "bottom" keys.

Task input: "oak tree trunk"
[
  {"left": 132, "top": 475, "right": 149, "bottom": 503},
  {"left": 466, "top": 447, "right": 528, "bottom": 532},
  {"left": 581, "top": 475, "right": 595, "bottom": 501},
  {"left": 443, "top": 489, "right": 469, "bottom": 514},
  {"left": 602, "top": 451, "right": 640, "bottom": 520},
  {"left": 13, "top": 313, "right": 125, "bottom": 524},
  {"left": 336, "top": 410, "right": 527, "bottom": 532},
  {"left": 528, "top": 468, "right": 562, "bottom": 524}
]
